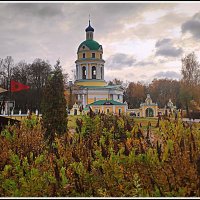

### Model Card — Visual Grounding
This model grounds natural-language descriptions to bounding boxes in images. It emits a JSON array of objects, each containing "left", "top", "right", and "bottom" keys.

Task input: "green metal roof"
[
  {"left": 88, "top": 100, "right": 126, "bottom": 106},
  {"left": 78, "top": 39, "right": 101, "bottom": 51}
]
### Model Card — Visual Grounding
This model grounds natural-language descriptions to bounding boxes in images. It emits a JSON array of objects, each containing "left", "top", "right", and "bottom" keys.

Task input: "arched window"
[
  {"left": 83, "top": 53, "right": 85, "bottom": 58},
  {"left": 82, "top": 66, "right": 86, "bottom": 79},
  {"left": 92, "top": 66, "right": 96, "bottom": 79}
]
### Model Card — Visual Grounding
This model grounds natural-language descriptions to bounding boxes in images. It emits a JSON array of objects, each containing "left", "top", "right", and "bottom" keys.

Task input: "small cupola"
[{"left": 85, "top": 20, "right": 94, "bottom": 40}]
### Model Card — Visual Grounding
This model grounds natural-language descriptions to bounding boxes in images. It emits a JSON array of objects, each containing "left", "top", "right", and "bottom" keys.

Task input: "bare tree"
[
  {"left": 181, "top": 52, "right": 200, "bottom": 86},
  {"left": 180, "top": 52, "right": 200, "bottom": 117}
]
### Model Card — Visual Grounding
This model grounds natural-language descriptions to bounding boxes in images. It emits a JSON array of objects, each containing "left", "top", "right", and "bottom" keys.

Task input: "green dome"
[{"left": 78, "top": 39, "right": 102, "bottom": 51}]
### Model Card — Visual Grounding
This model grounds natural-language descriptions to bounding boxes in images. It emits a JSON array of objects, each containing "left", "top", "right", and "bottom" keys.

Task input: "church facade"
[
  {"left": 70, "top": 21, "right": 177, "bottom": 117},
  {"left": 72, "top": 20, "right": 126, "bottom": 114}
]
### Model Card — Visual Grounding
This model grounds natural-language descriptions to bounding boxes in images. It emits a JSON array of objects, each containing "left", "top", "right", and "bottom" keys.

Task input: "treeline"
[
  {"left": 0, "top": 56, "right": 68, "bottom": 113},
  {"left": 124, "top": 79, "right": 182, "bottom": 109},
  {"left": 1, "top": 52, "right": 200, "bottom": 117},
  {"left": 113, "top": 52, "right": 200, "bottom": 117}
]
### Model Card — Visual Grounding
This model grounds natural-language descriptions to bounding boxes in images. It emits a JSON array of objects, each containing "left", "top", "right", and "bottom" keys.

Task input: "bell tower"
[{"left": 75, "top": 20, "right": 106, "bottom": 87}]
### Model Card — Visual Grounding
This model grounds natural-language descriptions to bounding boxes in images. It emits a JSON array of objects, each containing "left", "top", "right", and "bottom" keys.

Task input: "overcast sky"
[{"left": 1, "top": 2, "right": 200, "bottom": 83}]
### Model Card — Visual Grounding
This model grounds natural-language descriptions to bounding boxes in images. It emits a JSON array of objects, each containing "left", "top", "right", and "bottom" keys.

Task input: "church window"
[
  {"left": 82, "top": 46, "right": 85, "bottom": 49},
  {"left": 100, "top": 54, "right": 102, "bottom": 59},
  {"left": 92, "top": 53, "right": 95, "bottom": 58},
  {"left": 82, "top": 66, "right": 86, "bottom": 79},
  {"left": 92, "top": 66, "right": 96, "bottom": 79},
  {"left": 107, "top": 109, "right": 109, "bottom": 113},
  {"left": 83, "top": 53, "right": 85, "bottom": 58}
]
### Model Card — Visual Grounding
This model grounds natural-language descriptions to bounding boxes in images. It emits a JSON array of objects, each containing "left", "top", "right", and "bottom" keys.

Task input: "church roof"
[
  {"left": 78, "top": 39, "right": 101, "bottom": 51},
  {"left": 85, "top": 20, "right": 94, "bottom": 32},
  {"left": 88, "top": 99, "right": 126, "bottom": 106}
]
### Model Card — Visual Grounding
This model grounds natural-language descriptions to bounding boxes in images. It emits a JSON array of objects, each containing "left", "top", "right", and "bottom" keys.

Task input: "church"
[
  {"left": 69, "top": 20, "right": 177, "bottom": 117},
  {"left": 71, "top": 20, "right": 127, "bottom": 115}
]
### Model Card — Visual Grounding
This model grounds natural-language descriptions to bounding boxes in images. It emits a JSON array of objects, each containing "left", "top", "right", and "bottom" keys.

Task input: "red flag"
[{"left": 11, "top": 80, "right": 30, "bottom": 92}]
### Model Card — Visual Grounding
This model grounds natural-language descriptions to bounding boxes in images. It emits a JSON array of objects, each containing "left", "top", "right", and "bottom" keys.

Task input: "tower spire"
[{"left": 85, "top": 15, "right": 94, "bottom": 40}]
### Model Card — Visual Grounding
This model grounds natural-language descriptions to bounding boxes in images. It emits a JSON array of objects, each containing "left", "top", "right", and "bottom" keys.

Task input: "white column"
[
  {"left": 102, "top": 65, "right": 104, "bottom": 80},
  {"left": 113, "top": 105, "right": 116, "bottom": 114},
  {"left": 82, "top": 94, "right": 85, "bottom": 107},
  {"left": 76, "top": 65, "right": 79, "bottom": 80},
  {"left": 97, "top": 64, "right": 100, "bottom": 79},
  {"left": 120, "top": 95, "right": 123, "bottom": 103},
  {"left": 88, "top": 64, "right": 91, "bottom": 79},
  {"left": 86, "top": 64, "right": 89, "bottom": 79},
  {"left": 79, "top": 65, "right": 82, "bottom": 79}
]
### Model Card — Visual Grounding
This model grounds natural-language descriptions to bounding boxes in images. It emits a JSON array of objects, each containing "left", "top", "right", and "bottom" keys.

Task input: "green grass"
[
  {"left": 67, "top": 115, "right": 200, "bottom": 139},
  {"left": 68, "top": 115, "right": 83, "bottom": 129},
  {"left": 68, "top": 115, "right": 159, "bottom": 131}
]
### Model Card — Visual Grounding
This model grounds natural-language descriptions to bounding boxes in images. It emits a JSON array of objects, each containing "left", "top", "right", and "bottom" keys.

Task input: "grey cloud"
[
  {"left": 153, "top": 71, "right": 181, "bottom": 79},
  {"left": 135, "top": 61, "right": 154, "bottom": 66},
  {"left": 182, "top": 12, "right": 200, "bottom": 39},
  {"left": 156, "top": 47, "right": 183, "bottom": 57},
  {"left": 155, "top": 38, "right": 172, "bottom": 47},
  {"left": 0, "top": 2, "right": 186, "bottom": 82},
  {"left": 106, "top": 53, "right": 136, "bottom": 70},
  {"left": 3, "top": 3, "right": 64, "bottom": 18},
  {"left": 155, "top": 38, "right": 183, "bottom": 57}
]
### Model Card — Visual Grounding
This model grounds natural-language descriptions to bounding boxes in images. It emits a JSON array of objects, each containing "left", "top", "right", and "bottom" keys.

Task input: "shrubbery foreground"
[{"left": 0, "top": 114, "right": 200, "bottom": 197}]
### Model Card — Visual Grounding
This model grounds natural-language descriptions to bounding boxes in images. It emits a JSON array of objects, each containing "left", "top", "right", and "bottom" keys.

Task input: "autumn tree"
[
  {"left": 41, "top": 60, "right": 67, "bottom": 146},
  {"left": 124, "top": 82, "right": 146, "bottom": 108},
  {"left": 147, "top": 79, "right": 181, "bottom": 108},
  {"left": 65, "top": 83, "right": 76, "bottom": 110}
]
